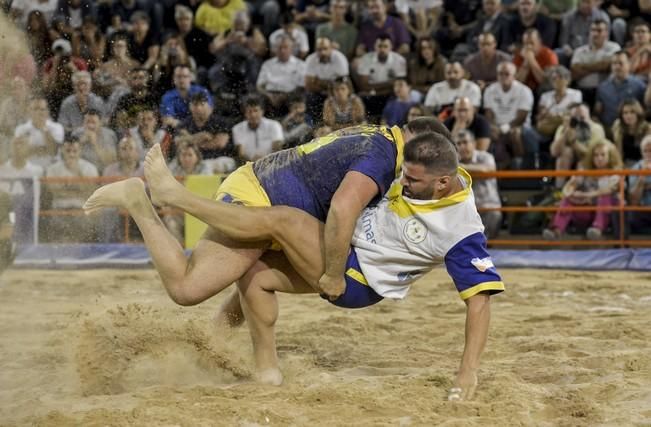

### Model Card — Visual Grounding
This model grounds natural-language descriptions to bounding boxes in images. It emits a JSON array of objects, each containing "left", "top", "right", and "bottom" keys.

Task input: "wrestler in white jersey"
[{"left": 352, "top": 168, "right": 504, "bottom": 300}]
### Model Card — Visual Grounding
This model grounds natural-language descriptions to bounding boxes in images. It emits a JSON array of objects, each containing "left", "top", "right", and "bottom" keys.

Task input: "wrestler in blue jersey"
[{"left": 252, "top": 125, "right": 405, "bottom": 221}]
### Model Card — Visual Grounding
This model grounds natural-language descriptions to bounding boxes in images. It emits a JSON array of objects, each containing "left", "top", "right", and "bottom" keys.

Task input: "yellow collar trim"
[
  {"left": 387, "top": 167, "right": 472, "bottom": 218},
  {"left": 390, "top": 125, "right": 405, "bottom": 178}
]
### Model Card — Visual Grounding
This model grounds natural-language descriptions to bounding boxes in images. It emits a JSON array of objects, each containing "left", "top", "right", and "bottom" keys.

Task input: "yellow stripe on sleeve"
[
  {"left": 345, "top": 268, "right": 369, "bottom": 286},
  {"left": 459, "top": 281, "right": 505, "bottom": 300}
]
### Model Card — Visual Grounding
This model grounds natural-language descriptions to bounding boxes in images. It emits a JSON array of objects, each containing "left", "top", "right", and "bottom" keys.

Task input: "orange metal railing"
[
  {"left": 471, "top": 169, "right": 651, "bottom": 247},
  {"left": 8, "top": 169, "right": 651, "bottom": 247}
]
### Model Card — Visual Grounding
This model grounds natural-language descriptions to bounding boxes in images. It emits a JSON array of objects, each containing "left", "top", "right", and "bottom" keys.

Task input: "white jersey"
[{"left": 351, "top": 168, "right": 504, "bottom": 300}]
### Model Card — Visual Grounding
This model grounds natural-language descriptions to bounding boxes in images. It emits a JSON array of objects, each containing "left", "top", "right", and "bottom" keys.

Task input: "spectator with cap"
[
  {"left": 482, "top": 61, "right": 534, "bottom": 169},
  {"left": 71, "top": 109, "right": 118, "bottom": 173},
  {"left": 456, "top": 129, "right": 502, "bottom": 239},
  {"left": 356, "top": 0, "right": 410, "bottom": 57},
  {"left": 195, "top": 0, "right": 247, "bottom": 36},
  {"left": 556, "top": 0, "right": 610, "bottom": 66},
  {"left": 445, "top": 97, "right": 492, "bottom": 150},
  {"left": 408, "top": 37, "right": 447, "bottom": 96},
  {"left": 513, "top": 28, "right": 558, "bottom": 92},
  {"left": 177, "top": 92, "right": 234, "bottom": 162},
  {"left": 42, "top": 38, "right": 88, "bottom": 116},
  {"left": 127, "top": 11, "right": 160, "bottom": 69},
  {"left": 13, "top": 96, "right": 64, "bottom": 169},
  {"left": 160, "top": 64, "right": 212, "bottom": 128},
  {"left": 58, "top": 70, "right": 106, "bottom": 133},
  {"left": 355, "top": 34, "right": 407, "bottom": 119},
  {"left": 570, "top": 19, "right": 620, "bottom": 106},
  {"left": 256, "top": 35, "right": 307, "bottom": 117},
  {"left": 424, "top": 62, "right": 481, "bottom": 117},
  {"left": 231, "top": 95, "right": 283, "bottom": 162},
  {"left": 316, "top": 0, "right": 358, "bottom": 59},
  {"left": 594, "top": 51, "right": 645, "bottom": 129},
  {"left": 464, "top": 32, "right": 511, "bottom": 90},
  {"left": 304, "top": 36, "right": 350, "bottom": 121}
]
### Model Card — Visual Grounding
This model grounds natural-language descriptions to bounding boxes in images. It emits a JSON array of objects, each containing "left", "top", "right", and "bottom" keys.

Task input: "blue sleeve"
[
  {"left": 348, "top": 135, "right": 397, "bottom": 196},
  {"left": 444, "top": 232, "right": 505, "bottom": 300},
  {"left": 160, "top": 92, "right": 174, "bottom": 117}
]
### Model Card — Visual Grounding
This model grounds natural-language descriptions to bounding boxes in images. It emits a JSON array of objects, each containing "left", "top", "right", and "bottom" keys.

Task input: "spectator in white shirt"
[
  {"left": 0, "top": 135, "right": 44, "bottom": 196},
  {"left": 355, "top": 34, "right": 407, "bottom": 119},
  {"left": 424, "top": 62, "right": 481, "bottom": 117},
  {"left": 257, "top": 35, "right": 307, "bottom": 116},
  {"left": 483, "top": 61, "right": 534, "bottom": 169},
  {"left": 268, "top": 12, "right": 310, "bottom": 59},
  {"left": 13, "top": 96, "right": 65, "bottom": 169},
  {"left": 304, "top": 36, "right": 350, "bottom": 121},
  {"left": 232, "top": 95, "right": 284, "bottom": 161}
]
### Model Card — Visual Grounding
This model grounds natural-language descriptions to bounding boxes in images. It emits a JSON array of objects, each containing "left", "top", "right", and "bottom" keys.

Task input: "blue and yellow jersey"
[{"left": 251, "top": 125, "right": 405, "bottom": 221}]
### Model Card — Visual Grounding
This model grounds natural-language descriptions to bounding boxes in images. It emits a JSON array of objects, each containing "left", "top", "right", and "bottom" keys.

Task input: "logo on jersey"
[
  {"left": 397, "top": 271, "right": 423, "bottom": 283},
  {"left": 403, "top": 218, "right": 427, "bottom": 243},
  {"left": 471, "top": 257, "right": 494, "bottom": 272}
]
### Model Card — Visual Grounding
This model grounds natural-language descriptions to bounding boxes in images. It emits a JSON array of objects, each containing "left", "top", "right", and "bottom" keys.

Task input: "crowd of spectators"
[{"left": 1, "top": 0, "right": 651, "bottom": 243}]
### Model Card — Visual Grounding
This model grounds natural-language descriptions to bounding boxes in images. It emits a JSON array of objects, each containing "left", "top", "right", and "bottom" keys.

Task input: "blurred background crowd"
[{"left": 0, "top": 0, "right": 650, "bottom": 245}]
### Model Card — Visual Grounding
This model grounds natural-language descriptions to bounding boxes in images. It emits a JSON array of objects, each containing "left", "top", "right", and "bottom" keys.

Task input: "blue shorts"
[{"left": 320, "top": 248, "right": 384, "bottom": 309}]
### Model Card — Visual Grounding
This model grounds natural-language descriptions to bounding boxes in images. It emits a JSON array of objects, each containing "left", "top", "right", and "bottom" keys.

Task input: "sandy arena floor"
[{"left": 0, "top": 268, "right": 650, "bottom": 427}]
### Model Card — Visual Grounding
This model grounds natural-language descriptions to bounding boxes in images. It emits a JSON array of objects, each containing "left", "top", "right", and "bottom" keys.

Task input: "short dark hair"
[
  {"left": 241, "top": 94, "right": 264, "bottom": 110},
  {"left": 84, "top": 108, "right": 102, "bottom": 117},
  {"left": 405, "top": 116, "right": 453, "bottom": 141},
  {"left": 403, "top": 131, "right": 458, "bottom": 176},
  {"left": 190, "top": 91, "right": 210, "bottom": 105}
]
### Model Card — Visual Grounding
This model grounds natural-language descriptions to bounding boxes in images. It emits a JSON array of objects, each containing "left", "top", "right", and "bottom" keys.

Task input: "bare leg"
[
  {"left": 237, "top": 251, "right": 316, "bottom": 385},
  {"left": 84, "top": 178, "right": 267, "bottom": 305}
]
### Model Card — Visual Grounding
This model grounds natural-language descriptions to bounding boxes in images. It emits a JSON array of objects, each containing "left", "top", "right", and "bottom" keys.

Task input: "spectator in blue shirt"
[
  {"left": 160, "top": 64, "right": 212, "bottom": 129},
  {"left": 382, "top": 79, "right": 415, "bottom": 127},
  {"left": 595, "top": 51, "right": 646, "bottom": 128}
]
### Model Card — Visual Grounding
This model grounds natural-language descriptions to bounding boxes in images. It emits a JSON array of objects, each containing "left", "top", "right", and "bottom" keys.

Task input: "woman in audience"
[
  {"left": 611, "top": 99, "right": 651, "bottom": 167},
  {"left": 628, "top": 135, "right": 651, "bottom": 233},
  {"left": 25, "top": 10, "right": 52, "bottom": 68},
  {"left": 72, "top": 16, "right": 106, "bottom": 70},
  {"left": 322, "top": 77, "right": 366, "bottom": 130},
  {"left": 99, "top": 34, "right": 139, "bottom": 91},
  {"left": 543, "top": 140, "right": 623, "bottom": 241},
  {"left": 535, "top": 66, "right": 582, "bottom": 139},
  {"left": 408, "top": 37, "right": 447, "bottom": 96},
  {"left": 406, "top": 104, "right": 427, "bottom": 123}
]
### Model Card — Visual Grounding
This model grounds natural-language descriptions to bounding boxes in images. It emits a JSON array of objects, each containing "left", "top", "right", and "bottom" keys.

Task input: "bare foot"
[
  {"left": 256, "top": 368, "right": 283, "bottom": 386},
  {"left": 144, "top": 144, "right": 185, "bottom": 207},
  {"left": 83, "top": 178, "right": 147, "bottom": 215},
  {"left": 214, "top": 288, "right": 246, "bottom": 329}
]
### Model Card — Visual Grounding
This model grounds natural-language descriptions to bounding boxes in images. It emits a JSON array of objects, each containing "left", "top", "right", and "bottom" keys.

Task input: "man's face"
[
  {"left": 454, "top": 99, "right": 473, "bottom": 123},
  {"left": 633, "top": 25, "right": 651, "bottom": 45},
  {"left": 611, "top": 54, "right": 630, "bottom": 80},
  {"left": 522, "top": 32, "right": 540, "bottom": 52},
  {"left": 367, "top": 0, "right": 386, "bottom": 20},
  {"left": 445, "top": 63, "right": 463, "bottom": 85},
  {"left": 129, "top": 70, "right": 148, "bottom": 91},
  {"left": 456, "top": 136, "right": 475, "bottom": 161},
  {"left": 375, "top": 39, "right": 392, "bottom": 61},
  {"left": 30, "top": 99, "right": 49, "bottom": 122},
  {"left": 75, "top": 78, "right": 91, "bottom": 96},
  {"left": 479, "top": 34, "right": 496, "bottom": 55},
  {"left": 590, "top": 23, "right": 608, "bottom": 46},
  {"left": 62, "top": 142, "right": 81, "bottom": 166},
  {"left": 400, "top": 162, "right": 438, "bottom": 200},
  {"left": 483, "top": 0, "right": 499, "bottom": 16},
  {"left": 132, "top": 18, "right": 149, "bottom": 34},
  {"left": 84, "top": 114, "right": 101, "bottom": 131},
  {"left": 393, "top": 80, "right": 410, "bottom": 98},
  {"left": 497, "top": 64, "right": 515, "bottom": 87},
  {"left": 331, "top": 1, "right": 347, "bottom": 18},
  {"left": 518, "top": 0, "right": 535, "bottom": 18},
  {"left": 316, "top": 38, "right": 332, "bottom": 61},
  {"left": 176, "top": 15, "right": 193, "bottom": 33},
  {"left": 578, "top": 0, "right": 593, "bottom": 15},
  {"left": 277, "top": 39, "right": 293, "bottom": 61},
  {"left": 190, "top": 100, "right": 212, "bottom": 122},
  {"left": 118, "top": 139, "right": 139, "bottom": 163},
  {"left": 245, "top": 105, "right": 263, "bottom": 128},
  {"left": 173, "top": 68, "right": 192, "bottom": 91}
]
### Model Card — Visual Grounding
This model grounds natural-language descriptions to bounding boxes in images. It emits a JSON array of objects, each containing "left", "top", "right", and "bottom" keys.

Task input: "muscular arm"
[
  {"left": 449, "top": 292, "right": 491, "bottom": 401},
  {"left": 318, "top": 171, "right": 379, "bottom": 296}
]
